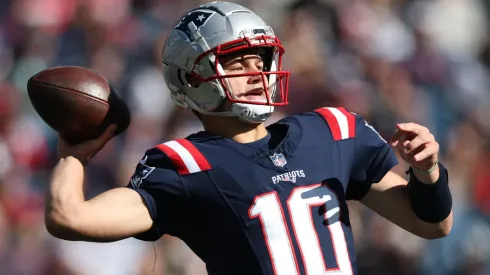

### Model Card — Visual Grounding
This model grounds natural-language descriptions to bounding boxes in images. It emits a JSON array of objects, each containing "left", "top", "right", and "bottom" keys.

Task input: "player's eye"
[
  {"left": 229, "top": 66, "right": 244, "bottom": 71},
  {"left": 255, "top": 60, "right": 264, "bottom": 71}
]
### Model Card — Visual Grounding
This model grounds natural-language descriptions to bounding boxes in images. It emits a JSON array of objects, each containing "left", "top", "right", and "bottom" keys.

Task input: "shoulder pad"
[
  {"left": 153, "top": 138, "right": 212, "bottom": 175},
  {"left": 314, "top": 107, "right": 356, "bottom": 141}
]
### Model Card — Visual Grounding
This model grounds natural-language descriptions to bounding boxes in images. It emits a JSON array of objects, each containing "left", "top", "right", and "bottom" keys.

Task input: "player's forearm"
[
  {"left": 45, "top": 156, "right": 86, "bottom": 238},
  {"left": 46, "top": 159, "right": 154, "bottom": 242},
  {"left": 363, "top": 169, "right": 452, "bottom": 239}
]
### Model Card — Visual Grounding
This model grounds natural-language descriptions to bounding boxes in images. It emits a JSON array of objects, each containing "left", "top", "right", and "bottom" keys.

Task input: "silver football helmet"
[{"left": 162, "top": 1, "right": 290, "bottom": 124}]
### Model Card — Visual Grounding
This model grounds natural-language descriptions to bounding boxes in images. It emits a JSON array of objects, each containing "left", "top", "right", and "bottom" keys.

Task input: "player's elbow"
[
  {"left": 420, "top": 211, "right": 453, "bottom": 240},
  {"left": 45, "top": 206, "right": 82, "bottom": 241},
  {"left": 433, "top": 213, "right": 453, "bottom": 239}
]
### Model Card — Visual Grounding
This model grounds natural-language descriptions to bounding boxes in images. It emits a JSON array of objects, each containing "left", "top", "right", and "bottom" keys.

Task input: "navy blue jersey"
[{"left": 127, "top": 107, "right": 398, "bottom": 275}]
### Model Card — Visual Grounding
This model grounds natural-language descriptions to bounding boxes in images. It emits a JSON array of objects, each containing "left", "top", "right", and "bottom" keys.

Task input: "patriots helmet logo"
[{"left": 175, "top": 9, "right": 215, "bottom": 40}]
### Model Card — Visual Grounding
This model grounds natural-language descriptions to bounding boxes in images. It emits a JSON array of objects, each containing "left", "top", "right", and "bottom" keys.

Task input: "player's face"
[{"left": 219, "top": 51, "right": 269, "bottom": 102}]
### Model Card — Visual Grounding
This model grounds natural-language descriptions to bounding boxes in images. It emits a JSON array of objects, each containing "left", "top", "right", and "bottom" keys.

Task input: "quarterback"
[{"left": 45, "top": 2, "right": 452, "bottom": 274}]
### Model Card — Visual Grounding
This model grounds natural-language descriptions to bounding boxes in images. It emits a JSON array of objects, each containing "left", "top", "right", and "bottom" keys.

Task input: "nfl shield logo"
[{"left": 270, "top": 153, "right": 287, "bottom": 167}]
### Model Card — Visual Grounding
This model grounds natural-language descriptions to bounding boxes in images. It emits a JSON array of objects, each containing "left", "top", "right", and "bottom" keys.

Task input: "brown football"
[{"left": 27, "top": 66, "right": 130, "bottom": 144}]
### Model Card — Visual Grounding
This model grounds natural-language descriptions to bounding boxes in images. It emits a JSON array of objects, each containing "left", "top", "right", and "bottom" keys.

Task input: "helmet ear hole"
[{"left": 185, "top": 73, "right": 202, "bottom": 88}]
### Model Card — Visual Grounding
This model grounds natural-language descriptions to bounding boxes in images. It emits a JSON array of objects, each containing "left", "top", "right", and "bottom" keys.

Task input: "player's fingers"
[
  {"left": 394, "top": 133, "right": 411, "bottom": 153},
  {"left": 391, "top": 130, "right": 419, "bottom": 147},
  {"left": 404, "top": 133, "right": 433, "bottom": 153},
  {"left": 396, "top": 123, "right": 429, "bottom": 135},
  {"left": 391, "top": 130, "right": 414, "bottom": 146},
  {"left": 413, "top": 142, "right": 439, "bottom": 162},
  {"left": 390, "top": 129, "right": 404, "bottom": 146},
  {"left": 90, "top": 124, "right": 117, "bottom": 150},
  {"left": 404, "top": 142, "right": 426, "bottom": 159},
  {"left": 56, "top": 135, "right": 67, "bottom": 158},
  {"left": 99, "top": 124, "right": 117, "bottom": 144}
]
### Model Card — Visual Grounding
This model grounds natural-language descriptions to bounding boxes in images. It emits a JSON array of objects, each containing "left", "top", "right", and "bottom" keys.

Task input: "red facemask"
[{"left": 191, "top": 34, "right": 290, "bottom": 107}]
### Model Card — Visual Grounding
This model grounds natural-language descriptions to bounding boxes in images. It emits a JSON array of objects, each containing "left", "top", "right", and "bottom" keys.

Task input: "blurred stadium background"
[{"left": 0, "top": 0, "right": 490, "bottom": 274}]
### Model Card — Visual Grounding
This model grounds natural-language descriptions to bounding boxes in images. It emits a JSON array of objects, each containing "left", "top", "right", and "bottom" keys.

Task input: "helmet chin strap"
[
  {"left": 184, "top": 94, "right": 273, "bottom": 124},
  {"left": 231, "top": 103, "right": 273, "bottom": 124}
]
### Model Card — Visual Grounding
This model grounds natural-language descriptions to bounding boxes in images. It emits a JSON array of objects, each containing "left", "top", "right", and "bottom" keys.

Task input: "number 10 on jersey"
[{"left": 249, "top": 184, "right": 353, "bottom": 275}]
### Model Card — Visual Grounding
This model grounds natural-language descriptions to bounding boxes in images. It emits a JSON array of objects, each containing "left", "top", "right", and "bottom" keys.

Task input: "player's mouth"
[{"left": 243, "top": 88, "right": 267, "bottom": 102}]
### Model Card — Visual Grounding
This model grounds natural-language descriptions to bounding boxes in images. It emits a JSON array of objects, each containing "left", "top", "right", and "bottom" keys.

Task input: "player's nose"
[{"left": 247, "top": 74, "right": 262, "bottom": 84}]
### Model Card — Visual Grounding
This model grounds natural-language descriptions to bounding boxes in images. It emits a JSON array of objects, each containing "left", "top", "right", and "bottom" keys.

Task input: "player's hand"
[
  {"left": 57, "top": 124, "right": 117, "bottom": 166},
  {"left": 390, "top": 123, "right": 439, "bottom": 172}
]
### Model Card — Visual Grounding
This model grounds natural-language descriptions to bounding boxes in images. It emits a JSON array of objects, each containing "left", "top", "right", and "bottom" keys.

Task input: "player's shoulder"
[
  {"left": 129, "top": 137, "right": 213, "bottom": 191},
  {"left": 128, "top": 143, "right": 183, "bottom": 191},
  {"left": 142, "top": 136, "right": 213, "bottom": 176},
  {"left": 276, "top": 106, "right": 363, "bottom": 142}
]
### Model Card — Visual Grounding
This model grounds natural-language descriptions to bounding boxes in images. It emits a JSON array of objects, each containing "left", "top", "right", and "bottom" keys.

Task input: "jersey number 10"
[{"left": 249, "top": 184, "right": 353, "bottom": 275}]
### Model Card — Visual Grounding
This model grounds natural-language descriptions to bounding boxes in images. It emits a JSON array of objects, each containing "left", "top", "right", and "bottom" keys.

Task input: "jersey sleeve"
[
  {"left": 345, "top": 113, "right": 399, "bottom": 200},
  {"left": 126, "top": 147, "right": 187, "bottom": 241}
]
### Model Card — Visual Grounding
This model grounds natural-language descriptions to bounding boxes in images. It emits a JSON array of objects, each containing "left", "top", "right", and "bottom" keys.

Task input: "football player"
[{"left": 45, "top": 2, "right": 453, "bottom": 274}]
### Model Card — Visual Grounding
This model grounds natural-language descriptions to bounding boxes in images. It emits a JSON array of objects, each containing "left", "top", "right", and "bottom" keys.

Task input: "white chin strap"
[
  {"left": 184, "top": 96, "right": 274, "bottom": 124},
  {"left": 231, "top": 103, "right": 274, "bottom": 124}
]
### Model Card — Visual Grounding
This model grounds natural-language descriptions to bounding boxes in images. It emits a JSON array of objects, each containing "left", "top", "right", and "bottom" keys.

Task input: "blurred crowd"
[{"left": 1, "top": 0, "right": 490, "bottom": 274}]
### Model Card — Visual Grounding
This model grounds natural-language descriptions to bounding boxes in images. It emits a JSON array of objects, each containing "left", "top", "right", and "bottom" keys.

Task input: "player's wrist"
[
  {"left": 412, "top": 166, "right": 440, "bottom": 185},
  {"left": 411, "top": 160, "right": 439, "bottom": 174},
  {"left": 409, "top": 160, "right": 440, "bottom": 184},
  {"left": 58, "top": 154, "right": 87, "bottom": 166},
  {"left": 407, "top": 162, "right": 452, "bottom": 223},
  {"left": 57, "top": 156, "right": 86, "bottom": 170}
]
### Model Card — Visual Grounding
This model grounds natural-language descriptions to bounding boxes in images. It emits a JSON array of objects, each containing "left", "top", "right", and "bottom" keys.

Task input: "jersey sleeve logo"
[
  {"left": 138, "top": 155, "right": 148, "bottom": 165},
  {"left": 314, "top": 107, "right": 356, "bottom": 140},
  {"left": 130, "top": 165, "right": 155, "bottom": 188}
]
